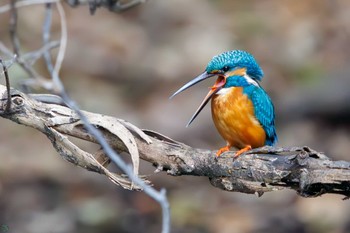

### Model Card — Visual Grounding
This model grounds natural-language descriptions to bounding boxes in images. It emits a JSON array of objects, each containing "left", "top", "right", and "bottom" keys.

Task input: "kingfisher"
[{"left": 171, "top": 50, "right": 277, "bottom": 157}]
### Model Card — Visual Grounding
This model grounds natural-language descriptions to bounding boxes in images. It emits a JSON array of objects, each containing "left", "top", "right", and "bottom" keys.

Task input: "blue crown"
[{"left": 206, "top": 50, "right": 264, "bottom": 81}]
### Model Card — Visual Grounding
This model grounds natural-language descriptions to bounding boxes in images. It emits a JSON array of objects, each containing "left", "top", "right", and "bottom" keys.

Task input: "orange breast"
[{"left": 211, "top": 87, "right": 266, "bottom": 149}]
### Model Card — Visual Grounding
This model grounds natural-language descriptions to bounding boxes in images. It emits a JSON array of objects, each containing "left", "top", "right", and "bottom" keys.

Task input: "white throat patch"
[
  {"left": 216, "top": 88, "right": 231, "bottom": 95},
  {"left": 216, "top": 73, "right": 259, "bottom": 96}
]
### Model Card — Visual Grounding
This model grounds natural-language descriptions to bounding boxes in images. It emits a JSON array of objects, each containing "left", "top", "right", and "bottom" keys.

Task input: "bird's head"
[{"left": 170, "top": 50, "right": 264, "bottom": 126}]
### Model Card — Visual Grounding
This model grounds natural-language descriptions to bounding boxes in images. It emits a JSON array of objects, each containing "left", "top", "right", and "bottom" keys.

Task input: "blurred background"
[{"left": 1, "top": 0, "right": 350, "bottom": 232}]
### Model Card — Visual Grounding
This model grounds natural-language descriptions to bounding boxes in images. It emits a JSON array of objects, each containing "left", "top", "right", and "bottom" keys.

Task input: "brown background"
[{"left": 0, "top": 0, "right": 350, "bottom": 232}]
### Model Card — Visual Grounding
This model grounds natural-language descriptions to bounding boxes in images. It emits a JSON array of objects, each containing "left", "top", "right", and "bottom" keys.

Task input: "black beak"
[
  {"left": 169, "top": 71, "right": 216, "bottom": 99},
  {"left": 170, "top": 71, "right": 226, "bottom": 127}
]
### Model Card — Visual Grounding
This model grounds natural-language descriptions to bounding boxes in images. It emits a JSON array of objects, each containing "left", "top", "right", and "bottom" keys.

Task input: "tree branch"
[
  {"left": 1, "top": 84, "right": 349, "bottom": 199},
  {"left": 65, "top": 0, "right": 145, "bottom": 14},
  {"left": 0, "top": 0, "right": 144, "bottom": 14}
]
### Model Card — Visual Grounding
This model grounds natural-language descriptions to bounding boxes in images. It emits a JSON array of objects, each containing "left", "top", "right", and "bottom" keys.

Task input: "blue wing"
[{"left": 244, "top": 85, "right": 277, "bottom": 146}]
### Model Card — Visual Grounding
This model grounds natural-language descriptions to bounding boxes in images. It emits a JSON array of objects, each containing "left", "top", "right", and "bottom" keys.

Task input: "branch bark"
[
  {"left": 1, "top": 84, "right": 350, "bottom": 198},
  {"left": 65, "top": 0, "right": 144, "bottom": 14}
]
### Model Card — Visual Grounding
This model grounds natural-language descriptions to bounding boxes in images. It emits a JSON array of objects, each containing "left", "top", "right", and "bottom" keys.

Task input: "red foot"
[
  {"left": 234, "top": 145, "right": 252, "bottom": 158},
  {"left": 216, "top": 145, "right": 230, "bottom": 157}
]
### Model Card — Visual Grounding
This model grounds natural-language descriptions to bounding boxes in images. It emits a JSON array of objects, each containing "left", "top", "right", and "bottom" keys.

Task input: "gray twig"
[
  {"left": 1, "top": 0, "right": 165, "bottom": 231},
  {"left": 0, "top": 60, "right": 12, "bottom": 112},
  {"left": 8, "top": 0, "right": 43, "bottom": 81},
  {"left": 23, "top": 41, "right": 60, "bottom": 66},
  {"left": 9, "top": 0, "right": 20, "bottom": 56},
  {"left": 39, "top": 2, "right": 170, "bottom": 233},
  {"left": 65, "top": 0, "right": 144, "bottom": 14},
  {"left": 42, "top": 3, "right": 55, "bottom": 75}
]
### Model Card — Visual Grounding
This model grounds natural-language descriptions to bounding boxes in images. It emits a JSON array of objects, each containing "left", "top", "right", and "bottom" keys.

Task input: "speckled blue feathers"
[
  {"left": 206, "top": 50, "right": 264, "bottom": 81},
  {"left": 243, "top": 85, "right": 278, "bottom": 146}
]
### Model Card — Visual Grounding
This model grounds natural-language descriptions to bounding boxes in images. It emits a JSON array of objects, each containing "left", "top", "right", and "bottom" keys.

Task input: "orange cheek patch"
[{"left": 226, "top": 68, "right": 247, "bottom": 77}]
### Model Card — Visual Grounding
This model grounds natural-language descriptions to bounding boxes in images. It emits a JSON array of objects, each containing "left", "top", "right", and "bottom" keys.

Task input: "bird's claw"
[
  {"left": 216, "top": 145, "right": 230, "bottom": 157},
  {"left": 233, "top": 145, "right": 252, "bottom": 157}
]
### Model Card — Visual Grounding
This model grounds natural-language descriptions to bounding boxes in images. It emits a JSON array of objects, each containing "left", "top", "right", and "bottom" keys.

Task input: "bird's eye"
[{"left": 222, "top": 66, "right": 229, "bottom": 72}]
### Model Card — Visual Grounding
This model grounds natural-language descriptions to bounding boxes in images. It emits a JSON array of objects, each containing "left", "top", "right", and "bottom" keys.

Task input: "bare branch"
[
  {"left": 41, "top": 1, "right": 63, "bottom": 92},
  {"left": 0, "top": 85, "right": 349, "bottom": 200},
  {"left": 0, "top": 0, "right": 59, "bottom": 14},
  {"left": 65, "top": 0, "right": 145, "bottom": 14},
  {"left": 0, "top": 0, "right": 144, "bottom": 14},
  {"left": 9, "top": 0, "right": 35, "bottom": 78},
  {"left": 9, "top": 0, "right": 20, "bottom": 56},
  {"left": 0, "top": 60, "right": 12, "bottom": 111},
  {"left": 3, "top": 2, "right": 347, "bottom": 233},
  {"left": 42, "top": 3, "right": 54, "bottom": 74},
  {"left": 0, "top": 84, "right": 171, "bottom": 232},
  {"left": 6, "top": 0, "right": 48, "bottom": 85},
  {"left": 23, "top": 41, "right": 60, "bottom": 66},
  {"left": 32, "top": 2, "right": 170, "bottom": 231},
  {"left": 1, "top": 0, "right": 169, "bottom": 231},
  {"left": 54, "top": 2, "right": 67, "bottom": 75},
  {"left": 1, "top": 1, "right": 168, "bottom": 231}
]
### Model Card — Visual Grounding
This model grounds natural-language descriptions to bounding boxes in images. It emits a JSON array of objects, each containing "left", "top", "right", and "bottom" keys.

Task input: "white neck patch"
[{"left": 243, "top": 74, "right": 259, "bottom": 87}]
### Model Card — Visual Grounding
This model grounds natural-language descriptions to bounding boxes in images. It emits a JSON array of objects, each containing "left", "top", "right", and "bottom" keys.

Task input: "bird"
[{"left": 170, "top": 50, "right": 277, "bottom": 157}]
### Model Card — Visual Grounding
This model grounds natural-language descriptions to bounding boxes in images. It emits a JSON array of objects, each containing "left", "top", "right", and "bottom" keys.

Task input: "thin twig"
[
  {"left": 54, "top": 1, "right": 67, "bottom": 76},
  {"left": 0, "top": 59, "right": 12, "bottom": 112},
  {"left": 113, "top": 0, "right": 144, "bottom": 11},
  {"left": 0, "top": 0, "right": 145, "bottom": 14},
  {"left": 3, "top": 0, "right": 169, "bottom": 231},
  {"left": 39, "top": 2, "right": 170, "bottom": 232},
  {"left": 0, "top": 0, "right": 60, "bottom": 14},
  {"left": 9, "top": 0, "right": 20, "bottom": 56},
  {"left": 42, "top": 4, "right": 63, "bottom": 92},
  {"left": 24, "top": 41, "right": 60, "bottom": 66},
  {"left": 65, "top": 0, "right": 145, "bottom": 14},
  {"left": 8, "top": 0, "right": 42, "bottom": 80},
  {"left": 60, "top": 92, "right": 171, "bottom": 233},
  {"left": 42, "top": 3, "right": 54, "bottom": 74}
]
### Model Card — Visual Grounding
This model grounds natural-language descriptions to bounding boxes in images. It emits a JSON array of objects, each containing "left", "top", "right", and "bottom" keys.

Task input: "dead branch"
[
  {"left": 65, "top": 0, "right": 145, "bottom": 14},
  {"left": 1, "top": 1, "right": 170, "bottom": 231},
  {"left": 0, "top": 0, "right": 143, "bottom": 14},
  {"left": 1, "top": 84, "right": 349, "bottom": 199}
]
